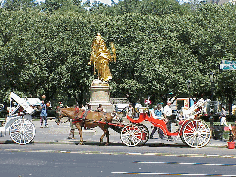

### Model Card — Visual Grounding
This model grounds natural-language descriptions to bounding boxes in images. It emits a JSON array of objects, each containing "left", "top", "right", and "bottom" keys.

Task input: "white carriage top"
[{"left": 9, "top": 92, "right": 41, "bottom": 116}]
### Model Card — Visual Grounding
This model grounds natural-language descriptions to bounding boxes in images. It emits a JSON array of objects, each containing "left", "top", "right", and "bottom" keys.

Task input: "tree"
[
  {"left": 1, "top": 0, "right": 38, "bottom": 10},
  {"left": 0, "top": 1, "right": 235, "bottom": 109}
]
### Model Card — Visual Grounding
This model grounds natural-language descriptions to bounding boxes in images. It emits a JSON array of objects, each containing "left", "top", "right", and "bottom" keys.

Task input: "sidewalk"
[{"left": 0, "top": 119, "right": 232, "bottom": 148}]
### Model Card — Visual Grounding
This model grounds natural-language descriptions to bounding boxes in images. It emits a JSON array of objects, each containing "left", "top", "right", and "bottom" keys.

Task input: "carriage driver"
[{"left": 97, "top": 104, "right": 104, "bottom": 112}]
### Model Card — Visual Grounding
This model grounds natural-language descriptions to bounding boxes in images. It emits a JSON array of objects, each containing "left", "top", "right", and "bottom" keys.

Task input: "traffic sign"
[
  {"left": 220, "top": 64, "right": 236, "bottom": 70},
  {"left": 220, "top": 60, "right": 236, "bottom": 70},
  {"left": 221, "top": 60, "right": 236, "bottom": 65}
]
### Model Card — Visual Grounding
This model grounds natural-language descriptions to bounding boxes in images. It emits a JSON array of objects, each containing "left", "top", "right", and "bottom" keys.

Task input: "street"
[
  {"left": 0, "top": 145, "right": 236, "bottom": 177},
  {"left": 0, "top": 120, "right": 236, "bottom": 177}
]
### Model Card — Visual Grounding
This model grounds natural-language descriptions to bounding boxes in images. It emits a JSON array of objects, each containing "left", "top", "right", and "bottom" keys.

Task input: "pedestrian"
[
  {"left": 75, "top": 104, "right": 80, "bottom": 113},
  {"left": 40, "top": 100, "right": 48, "bottom": 128},
  {"left": 150, "top": 104, "right": 164, "bottom": 139},
  {"left": 209, "top": 111, "right": 214, "bottom": 137},
  {"left": 135, "top": 101, "right": 142, "bottom": 118},
  {"left": 81, "top": 104, "right": 86, "bottom": 112},
  {"left": 220, "top": 107, "right": 227, "bottom": 126},
  {"left": 127, "top": 104, "right": 134, "bottom": 117},
  {"left": 68, "top": 104, "right": 79, "bottom": 139},
  {"left": 55, "top": 106, "right": 61, "bottom": 125},
  {"left": 163, "top": 101, "right": 173, "bottom": 140},
  {"left": 83, "top": 104, "right": 92, "bottom": 130},
  {"left": 219, "top": 107, "right": 228, "bottom": 140},
  {"left": 85, "top": 103, "right": 91, "bottom": 113}
]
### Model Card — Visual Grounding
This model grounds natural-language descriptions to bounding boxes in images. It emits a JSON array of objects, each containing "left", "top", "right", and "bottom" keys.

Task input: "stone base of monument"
[{"left": 89, "top": 79, "right": 114, "bottom": 112}]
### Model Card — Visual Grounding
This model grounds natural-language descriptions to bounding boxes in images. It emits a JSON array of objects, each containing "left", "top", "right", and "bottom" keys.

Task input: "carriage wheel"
[
  {"left": 10, "top": 119, "right": 36, "bottom": 145},
  {"left": 182, "top": 120, "right": 211, "bottom": 148},
  {"left": 138, "top": 124, "right": 149, "bottom": 145},
  {"left": 120, "top": 124, "right": 142, "bottom": 147}
]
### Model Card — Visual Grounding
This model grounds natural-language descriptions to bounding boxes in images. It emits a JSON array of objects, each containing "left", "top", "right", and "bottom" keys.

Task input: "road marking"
[
  {"left": 133, "top": 161, "right": 236, "bottom": 166},
  {"left": 2, "top": 149, "right": 236, "bottom": 158},
  {"left": 128, "top": 153, "right": 142, "bottom": 155},
  {"left": 111, "top": 172, "right": 236, "bottom": 176}
]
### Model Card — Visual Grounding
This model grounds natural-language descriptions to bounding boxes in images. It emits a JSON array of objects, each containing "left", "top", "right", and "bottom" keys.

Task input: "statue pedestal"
[{"left": 89, "top": 79, "right": 114, "bottom": 112}]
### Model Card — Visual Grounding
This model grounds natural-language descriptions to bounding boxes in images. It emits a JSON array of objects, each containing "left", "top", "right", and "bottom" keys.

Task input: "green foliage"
[{"left": 0, "top": 1, "right": 235, "bottom": 107}]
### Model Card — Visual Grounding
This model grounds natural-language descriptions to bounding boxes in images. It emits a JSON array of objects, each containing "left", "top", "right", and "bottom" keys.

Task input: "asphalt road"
[
  {"left": 0, "top": 148, "right": 235, "bottom": 177},
  {"left": 0, "top": 119, "right": 236, "bottom": 177}
]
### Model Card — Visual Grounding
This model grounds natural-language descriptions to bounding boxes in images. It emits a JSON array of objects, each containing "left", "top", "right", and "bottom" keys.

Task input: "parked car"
[{"left": 0, "top": 104, "right": 8, "bottom": 118}]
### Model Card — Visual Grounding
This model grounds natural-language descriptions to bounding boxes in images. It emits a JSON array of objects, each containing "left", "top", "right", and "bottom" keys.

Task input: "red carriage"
[
  {"left": 119, "top": 113, "right": 211, "bottom": 148},
  {"left": 108, "top": 98, "right": 211, "bottom": 148}
]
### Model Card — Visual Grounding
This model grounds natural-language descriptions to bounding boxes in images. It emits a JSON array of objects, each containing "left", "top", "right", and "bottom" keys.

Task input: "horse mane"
[{"left": 60, "top": 108, "right": 82, "bottom": 119}]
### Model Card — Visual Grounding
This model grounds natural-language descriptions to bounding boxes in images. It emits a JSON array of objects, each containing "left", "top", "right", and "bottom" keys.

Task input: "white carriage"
[{"left": 0, "top": 92, "right": 39, "bottom": 145}]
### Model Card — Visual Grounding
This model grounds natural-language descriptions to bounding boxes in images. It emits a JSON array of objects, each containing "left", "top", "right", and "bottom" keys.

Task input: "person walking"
[
  {"left": 164, "top": 101, "right": 173, "bottom": 140},
  {"left": 40, "top": 100, "right": 48, "bottom": 128},
  {"left": 67, "top": 105, "right": 78, "bottom": 139},
  {"left": 150, "top": 104, "right": 164, "bottom": 139},
  {"left": 219, "top": 107, "right": 228, "bottom": 141},
  {"left": 220, "top": 107, "right": 227, "bottom": 126}
]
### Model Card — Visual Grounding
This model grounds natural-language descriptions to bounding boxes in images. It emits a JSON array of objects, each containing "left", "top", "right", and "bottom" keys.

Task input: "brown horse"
[{"left": 58, "top": 108, "right": 113, "bottom": 145}]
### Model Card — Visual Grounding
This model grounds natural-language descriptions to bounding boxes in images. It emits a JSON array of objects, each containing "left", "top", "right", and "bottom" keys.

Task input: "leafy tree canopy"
[{"left": 0, "top": 1, "right": 235, "bottom": 108}]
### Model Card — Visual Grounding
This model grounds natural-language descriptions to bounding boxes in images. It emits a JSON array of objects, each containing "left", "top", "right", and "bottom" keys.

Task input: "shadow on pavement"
[{"left": 73, "top": 141, "right": 189, "bottom": 148}]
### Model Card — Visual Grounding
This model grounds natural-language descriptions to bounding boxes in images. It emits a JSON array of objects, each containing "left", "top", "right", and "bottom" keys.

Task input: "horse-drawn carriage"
[
  {"left": 59, "top": 98, "right": 211, "bottom": 148},
  {"left": 1, "top": 92, "right": 211, "bottom": 148}
]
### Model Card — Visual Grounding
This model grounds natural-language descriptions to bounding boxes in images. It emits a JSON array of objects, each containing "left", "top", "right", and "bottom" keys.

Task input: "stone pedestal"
[{"left": 89, "top": 79, "right": 114, "bottom": 112}]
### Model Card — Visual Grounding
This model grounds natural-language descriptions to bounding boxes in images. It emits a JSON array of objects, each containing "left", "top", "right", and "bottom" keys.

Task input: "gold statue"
[{"left": 89, "top": 33, "right": 116, "bottom": 82}]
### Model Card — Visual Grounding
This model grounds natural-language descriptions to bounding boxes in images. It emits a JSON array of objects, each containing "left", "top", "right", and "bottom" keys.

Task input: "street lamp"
[
  {"left": 209, "top": 72, "right": 216, "bottom": 101},
  {"left": 208, "top": 71, "right": 216, "bottom": 117},
  {"left": 186, "top": 80, "right": 192, "bottom": 107}
]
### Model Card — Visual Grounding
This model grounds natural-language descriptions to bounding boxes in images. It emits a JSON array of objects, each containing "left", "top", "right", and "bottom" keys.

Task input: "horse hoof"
[
  {"left": 105, "top": 143, "right": 109, "bottom": 146},
  {"left": 79, "top": 142, "right": 84, "bottom": 145}
]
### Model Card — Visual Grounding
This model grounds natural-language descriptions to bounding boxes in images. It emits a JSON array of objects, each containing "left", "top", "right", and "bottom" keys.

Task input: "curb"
[{"left": 0, "top": 139, "right": 230, "bottom": 149}]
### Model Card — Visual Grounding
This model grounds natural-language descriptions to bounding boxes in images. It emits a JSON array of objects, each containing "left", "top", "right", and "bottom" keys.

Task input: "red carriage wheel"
[
  {"left": 120, "top": 124, "right": 142, "bottom": 146},
  {"left": 182, "top": 120, "right": 211, "bottom": 148}
]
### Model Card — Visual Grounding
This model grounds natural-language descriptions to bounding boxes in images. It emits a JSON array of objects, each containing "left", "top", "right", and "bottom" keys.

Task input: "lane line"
[
  {"left": 2, "top": 149, "right": 236, "bottom": 158},
  {"left": 111, "top": 172, "right": 236, "bottom": 176},
  {"left": 133, "top": 161, "right": 236, "bottom": 166}
]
